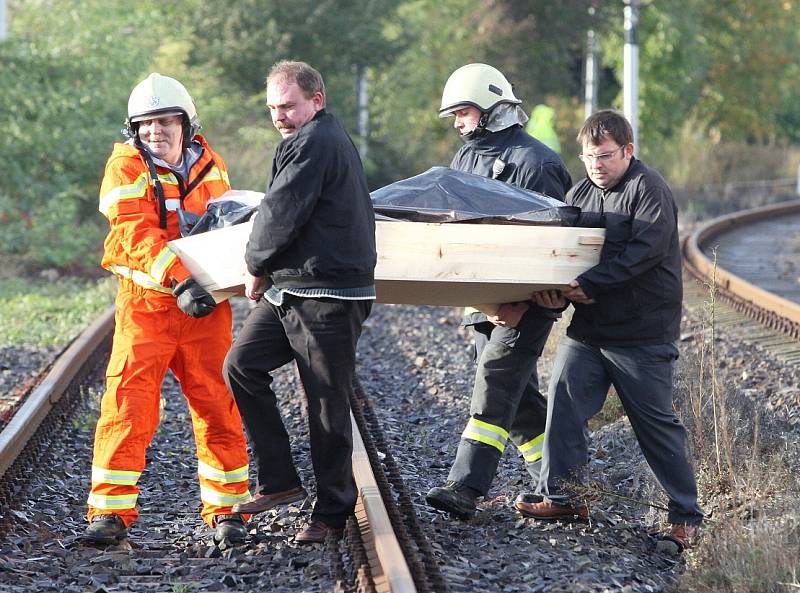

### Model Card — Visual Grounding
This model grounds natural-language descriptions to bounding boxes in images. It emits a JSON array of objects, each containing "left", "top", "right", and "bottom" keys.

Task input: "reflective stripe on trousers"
[
  {"left": 461, "top": 417, "right": 509, "bottom": 453},
  {"left": 87, "top": 286, "right": 250, "bottom": 528}
]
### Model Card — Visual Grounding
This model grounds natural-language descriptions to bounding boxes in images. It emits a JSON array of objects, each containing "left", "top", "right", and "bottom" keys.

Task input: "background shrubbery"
[{"left": 2, "top": 0, "right": 799, "bottom": 269}]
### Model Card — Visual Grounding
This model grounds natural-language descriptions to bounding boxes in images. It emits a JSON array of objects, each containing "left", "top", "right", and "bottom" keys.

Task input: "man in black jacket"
[
  {"left": 223, "top": 61, "right": 376, "bottom": 544},
  {"left": 425, "top": 64, "right": 572, "bottom": 519},
  {"left": 519, "top": 110, "right": 703, "bottom": 552}
]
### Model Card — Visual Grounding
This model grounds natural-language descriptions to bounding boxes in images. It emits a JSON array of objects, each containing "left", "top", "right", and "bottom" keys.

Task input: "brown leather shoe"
[
  {"left": 515, "top": 499, "right": 589, "bottom": 521},
  {"left": 232, "top": 486, "right": 308, "bottom": 514},
  {"left": 658, "top": 523, "right": 698, "bottom": 553},
  {"left": 295, "top": 520, "right": 336, "bottom": 544}
]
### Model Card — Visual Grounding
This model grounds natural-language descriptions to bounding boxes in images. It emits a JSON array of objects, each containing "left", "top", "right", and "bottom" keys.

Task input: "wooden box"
[{"left": 167, "top": 220, "right": 605, "bottom": 306}]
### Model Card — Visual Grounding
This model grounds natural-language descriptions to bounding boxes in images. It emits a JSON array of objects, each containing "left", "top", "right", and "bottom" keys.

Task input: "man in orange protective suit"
[{"left": 85, "top": 73, "right": 251, "bottom": 546}]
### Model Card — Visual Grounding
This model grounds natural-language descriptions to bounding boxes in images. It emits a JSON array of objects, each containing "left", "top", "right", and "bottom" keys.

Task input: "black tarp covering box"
[
  {"left": 370, "top": 166, "right": 580, "bottom": 225},
  {"left": 364, "top": 166, "right": 602, "bottom": 306},
  {"left": 185, "top": 190, "right": 263, "bottom": 236},
  {"left": 167, "top": 169, "right": 604, "bottom": 307}
]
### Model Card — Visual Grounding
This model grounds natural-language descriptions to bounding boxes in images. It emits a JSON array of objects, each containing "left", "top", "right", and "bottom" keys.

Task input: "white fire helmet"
[
  {"left": 127, "top": 73, "right": 200, "bottom": 138},
  {"left": 439, "top": 63, "right": 521, "bottom": 118}
]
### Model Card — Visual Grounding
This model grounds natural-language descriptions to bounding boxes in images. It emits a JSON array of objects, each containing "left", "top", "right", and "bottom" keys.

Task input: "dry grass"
[
  {"left": 681, "top": 514, "right": 800, "bottom": 593},
  {"left": 673, "top": 257, "right": 800, "bottom": 592}
]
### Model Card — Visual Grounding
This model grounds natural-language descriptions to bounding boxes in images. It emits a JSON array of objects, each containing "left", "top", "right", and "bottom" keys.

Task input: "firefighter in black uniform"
[
  {"left": 223, "top": 61, "right": 376, "bottom": 544},
  {"left": 425, "top": 64, "right": 572, "bottom": 518}
]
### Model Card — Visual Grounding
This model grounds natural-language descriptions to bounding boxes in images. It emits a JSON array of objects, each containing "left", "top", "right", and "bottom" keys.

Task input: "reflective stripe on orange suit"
[
  {"left": 88, "top": 136, "right": 250, "bottom": 528},
  {"left": 98, "top": 135, "right": 231, "bottom": 287}
]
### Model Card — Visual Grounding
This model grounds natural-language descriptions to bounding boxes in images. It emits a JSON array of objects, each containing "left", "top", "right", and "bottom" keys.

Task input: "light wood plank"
[{"left": 168, "top": 220, "right": 605, "bottom": 306}]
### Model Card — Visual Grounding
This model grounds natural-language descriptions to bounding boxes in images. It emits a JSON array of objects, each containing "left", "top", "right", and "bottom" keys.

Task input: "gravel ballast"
[{"left": 0, "top": 284, "right": 797, "bottom": 592}]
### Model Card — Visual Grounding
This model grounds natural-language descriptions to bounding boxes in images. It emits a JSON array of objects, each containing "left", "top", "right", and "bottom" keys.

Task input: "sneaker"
[
  {"left": 656, "top": 523, "right": 698, "bottom": 554},
  {"left": 85, "top": 514, "right": 127, "bottom": 545},
  {"left": 515, "top": 499, "right": 589, "bottom": 521},
  {"left": 214, "top": 514, "right": 247, "bottom": 544},
  {"left": 425, "top": 482, "right": 480, "bottom": 519}
]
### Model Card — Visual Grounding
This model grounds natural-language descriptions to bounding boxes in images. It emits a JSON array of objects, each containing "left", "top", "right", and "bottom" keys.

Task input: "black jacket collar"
[{"left": 461, "top": 125, "right": 520, "bottom": 157}]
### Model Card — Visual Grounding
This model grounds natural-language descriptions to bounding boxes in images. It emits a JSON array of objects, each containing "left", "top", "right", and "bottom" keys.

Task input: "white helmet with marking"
[
  {"left": 126, "top": 73, "right": 199, "bottom": 139},
  {"left": 439, "top": 63, "right": 521, "bottom": 118}
]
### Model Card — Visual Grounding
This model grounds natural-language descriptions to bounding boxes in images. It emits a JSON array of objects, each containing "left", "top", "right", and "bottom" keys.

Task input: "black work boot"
[
  {"left": 425, "top": 482, "right": 481, "bottom": 519},
  {"left": 214, "top": 514, "right": 247, "bottom": 544},
  {"left": 85, "top": 514, "right": 127, "bottom": 545}
]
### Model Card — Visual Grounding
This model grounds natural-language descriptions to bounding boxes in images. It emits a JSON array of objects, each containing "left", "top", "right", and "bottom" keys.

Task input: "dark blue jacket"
[{"left": 450, "top": 125, "right": 572, "bottom": 200}]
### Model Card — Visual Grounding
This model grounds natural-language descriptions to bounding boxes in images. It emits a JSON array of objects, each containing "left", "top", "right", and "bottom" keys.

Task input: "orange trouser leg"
[
  {"left": 170, "top": 300, "right": 251, "bottom": 527},
  {"left": 87, "top": 288, "right": 176, "bottom": 527}
]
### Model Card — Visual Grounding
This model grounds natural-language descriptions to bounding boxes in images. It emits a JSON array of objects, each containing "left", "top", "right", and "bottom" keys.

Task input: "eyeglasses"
[{"left": 578, "top": 145, "right": 626, "bottom": 164}]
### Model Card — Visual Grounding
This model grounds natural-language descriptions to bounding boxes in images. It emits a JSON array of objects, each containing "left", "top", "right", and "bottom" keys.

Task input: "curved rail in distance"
[{"left": 683, "top": 199, "right": 800, "bottom": 338}]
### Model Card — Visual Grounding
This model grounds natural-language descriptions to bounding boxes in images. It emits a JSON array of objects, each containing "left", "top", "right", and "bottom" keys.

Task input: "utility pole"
[
  {"left": 623, "top": 0, "right": 640, "bottom": 148},
  {"left": 356, "top": 65, "right": 369, "bottom": 161},
  {"left": 584, "top": 4, "right": 599, "bottom": 119},
  {"left": 584, "top": 28, "right": 599, "bottom": 120}
]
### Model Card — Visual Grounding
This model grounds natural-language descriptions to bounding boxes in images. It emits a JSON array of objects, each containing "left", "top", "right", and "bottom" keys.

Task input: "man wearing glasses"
[{"left": 520, "top": 109, "right": 703, "bottom": 553}]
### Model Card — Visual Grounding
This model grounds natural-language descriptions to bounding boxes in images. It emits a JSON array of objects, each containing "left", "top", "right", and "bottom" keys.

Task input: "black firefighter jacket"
[
  {"left": 567, "top": 158, "right": 682, "bottom": 346},
  {"left": 450, "top": 125, "right": 572, "bottom": 201},
  {"left": 451, "top": 125, "right": 573, "bottom": 325},
  {"left": 245, "top": 110, "right": 377, "bottom": 289}
]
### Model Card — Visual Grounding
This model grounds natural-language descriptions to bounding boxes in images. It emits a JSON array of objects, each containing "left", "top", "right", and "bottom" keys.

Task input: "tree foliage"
[
  {"left": 188, "top": 0, "right": 406, "bottom": 127},
  {"left": 602, "top": 0, "right": 800, "bottom": 148},
  {"left": 368, "top": 0, "right": 489, "bottom": 183},
  {"left": 0, "top": 0, "right": 165, "bottom": 265},
  {"left": 2, "top": 0, "right": 800, "bottom": 267}
]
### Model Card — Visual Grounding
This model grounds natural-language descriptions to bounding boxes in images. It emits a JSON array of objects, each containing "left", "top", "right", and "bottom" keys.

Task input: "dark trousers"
[
  {"left": 223, "top": 295, "right": 371, "bottom": 527},
  {"left": 448, "top": 310, "right": 554, "bottom": 495},
  {"left": 539, "top": 336, "right": 704, "bottom": 525}
]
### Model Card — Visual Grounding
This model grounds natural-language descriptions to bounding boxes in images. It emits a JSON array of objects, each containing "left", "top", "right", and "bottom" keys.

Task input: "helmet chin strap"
[
  {"left": 133, "top": 136, "right": 169, "bottom": 230},
  {"left": 460, "top": 110, "right": 490, "bottom": 142}
]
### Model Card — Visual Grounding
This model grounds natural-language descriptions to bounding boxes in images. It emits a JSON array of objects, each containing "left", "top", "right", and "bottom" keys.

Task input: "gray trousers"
[
  {"left": 539, "top": 336, "right": 703, "bottom": 526},
  {"left": 448, "top": 310, "right": 554, "bottom": 495}
]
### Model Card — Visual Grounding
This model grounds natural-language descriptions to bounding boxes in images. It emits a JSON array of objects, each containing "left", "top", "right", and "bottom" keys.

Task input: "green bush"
[
  {"left": 0, "top": 0, "right": 163, "bottom": 267},
  {"left": 0, "top": 275, "right": 116, "bottom": 347}
]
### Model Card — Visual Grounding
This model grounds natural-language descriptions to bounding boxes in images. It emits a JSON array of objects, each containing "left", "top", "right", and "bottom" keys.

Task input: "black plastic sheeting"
[
  {"left": 181, "top": 190, "right": 264, "bottom": 236},
  {"left": 370, "top": 166, "right": 580, "bottom": 226}
]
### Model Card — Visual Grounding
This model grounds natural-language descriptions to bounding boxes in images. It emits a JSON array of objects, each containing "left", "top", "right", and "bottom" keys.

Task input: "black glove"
[{"left": 173, "top": 277, "right": 216, "bottom": 318}]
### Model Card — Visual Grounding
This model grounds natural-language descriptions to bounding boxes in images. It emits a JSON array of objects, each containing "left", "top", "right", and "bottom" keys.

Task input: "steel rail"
[
  {"left": 683, "top": 199, "right": 800, "bottom": 337},
  {"left": 0, "top": 301, "right": 418, "bottom": 592},
  {"left": 351, "top": 410, "right": 417, "bottom": 593},
  {"left": 0, "top": 306, "right": 115, "bottom": 481}
]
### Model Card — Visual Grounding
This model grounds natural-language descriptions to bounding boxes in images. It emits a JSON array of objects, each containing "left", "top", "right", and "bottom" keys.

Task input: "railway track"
[
  {"left": 680, "top": 199, "right": 800, "bottom": 433},
  {"left": 0, "top": 199, "right": 797, "bottom": 592},
  {"left": 683, "top": 199, "right": 800, "bottom": 342},
  {"left": 0, "top": 301, "right": 440, "bottom": 592}
]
